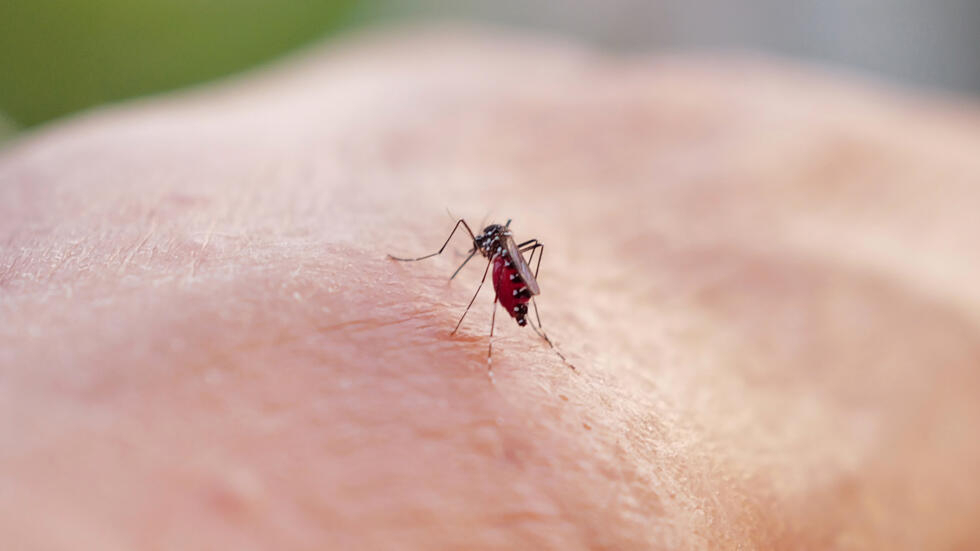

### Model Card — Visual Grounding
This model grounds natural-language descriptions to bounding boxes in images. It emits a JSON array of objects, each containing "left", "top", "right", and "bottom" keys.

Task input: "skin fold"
[{"left": 2, "top": 27, "right": 980, "bottom": 550}]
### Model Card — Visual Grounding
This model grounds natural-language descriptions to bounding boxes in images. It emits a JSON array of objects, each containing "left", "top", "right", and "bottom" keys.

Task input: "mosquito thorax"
[{"left": 474, "top": 224, "right": 511, "bottom": 258}]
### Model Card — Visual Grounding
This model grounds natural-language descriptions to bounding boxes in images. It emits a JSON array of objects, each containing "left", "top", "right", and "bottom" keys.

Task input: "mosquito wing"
[{"left": 504, "top": 234, "right": 540, "bottom": 296}]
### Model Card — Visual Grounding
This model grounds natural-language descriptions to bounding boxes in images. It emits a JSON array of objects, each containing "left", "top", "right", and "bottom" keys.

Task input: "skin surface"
[{"left": 2, "top": 27, "right": 980, "bottom": 550}]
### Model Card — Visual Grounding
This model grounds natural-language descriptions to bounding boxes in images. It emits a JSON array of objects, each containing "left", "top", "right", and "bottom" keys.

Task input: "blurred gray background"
[{"left": 371, "top": 0, "right": 980, "bottom": 94}]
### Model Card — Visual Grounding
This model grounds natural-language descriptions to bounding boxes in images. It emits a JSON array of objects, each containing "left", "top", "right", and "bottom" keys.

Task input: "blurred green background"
[
  {"left": 2, "top": 1, "right": 977, "bottom": 143},
  {"left": 0, "top": 0, "right": 360, "bottom": 134}
]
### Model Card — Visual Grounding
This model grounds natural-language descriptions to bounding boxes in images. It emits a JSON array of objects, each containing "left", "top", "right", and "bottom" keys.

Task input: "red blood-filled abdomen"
[{"left": 492, "top": 254, "right": 531, "bottom": 325}]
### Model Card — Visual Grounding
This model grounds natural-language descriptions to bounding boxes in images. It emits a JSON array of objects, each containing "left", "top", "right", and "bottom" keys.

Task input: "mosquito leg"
[
  {"left": 530, "top": 298, "right": 544, "bottom": 332},
  {"left": 450, "top": 249, "right": 477, "bottom": 280},
  {"left": 388, "top": 219, "right": 475, "bottom": 262},
  {"left": 451, "top": 257, "right": 493, "bottom": 335},
  {"left": 517, "top": 242, "right": 571, "bottom": 369},
  {"left": 531, "top": 243, "right": 544, "bottom": 280},
  {"left": 532, "top": 245, "right": 545, "bottom": 327},
  {"left": 519, "top": 239, "right": 539, "bottom": 268},
  {"left": 518, "top": 241, "right": 543, "bottom": 278},
  {"left": 528, "top": 316, "right": 576, "bottom": 371},
  {"left": 518, "top": 242, "right": 546, "bottom": 328},
  {"left": 488, "top": 292, "right": 498, "bottom": 379}
]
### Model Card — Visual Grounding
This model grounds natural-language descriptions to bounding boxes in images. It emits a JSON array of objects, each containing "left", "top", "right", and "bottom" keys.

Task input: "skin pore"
[{"left": 2, "top": 28, "right": 980, "bottom": 549}]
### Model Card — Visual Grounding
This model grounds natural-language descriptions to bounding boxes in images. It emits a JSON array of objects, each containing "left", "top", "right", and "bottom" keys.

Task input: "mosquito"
[{"left": 388, "top": 218, "right": 575, "bottom": 374}]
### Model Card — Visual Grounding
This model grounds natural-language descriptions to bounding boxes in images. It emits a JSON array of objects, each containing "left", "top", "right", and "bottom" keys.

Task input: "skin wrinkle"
[{"left": 2, "top": 27, "right": 980, "bottom": 549}]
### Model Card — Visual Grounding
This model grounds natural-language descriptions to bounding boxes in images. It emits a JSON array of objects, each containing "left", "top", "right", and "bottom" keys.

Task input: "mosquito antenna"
[
  {"left": 478, "top": 210, "right": 493, "bottom": 231},
  {"left": 505, "top": 219, "right": 512, "bottom": 228}
]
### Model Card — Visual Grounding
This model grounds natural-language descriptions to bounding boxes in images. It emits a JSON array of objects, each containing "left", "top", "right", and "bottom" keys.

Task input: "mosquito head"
[{"left": 473, "top": 223, "right": 510, "bottom": 258}]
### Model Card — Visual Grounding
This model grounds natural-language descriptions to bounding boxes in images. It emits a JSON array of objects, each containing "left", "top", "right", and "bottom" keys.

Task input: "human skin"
[{"left": 2, "top": 28, "right": 980, "bottom": 550}]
